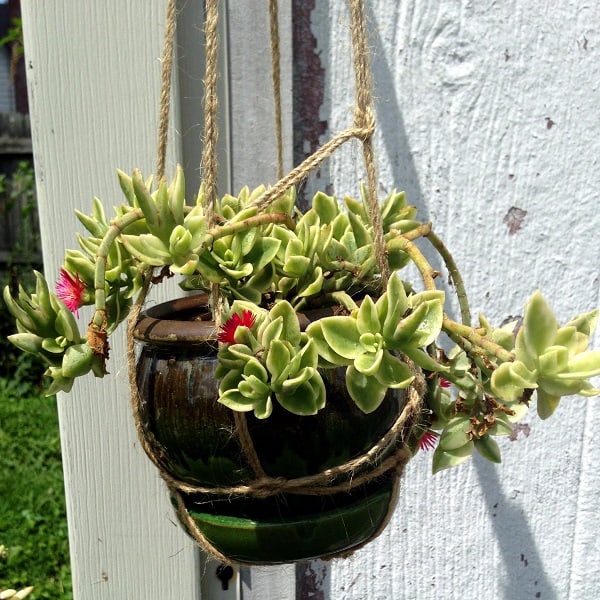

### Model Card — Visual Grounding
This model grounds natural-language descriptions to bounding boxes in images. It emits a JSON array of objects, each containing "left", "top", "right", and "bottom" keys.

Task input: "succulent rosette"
[
  {"left": 306, "top": 273, "right": 443, "bottom": 413},
  {"left": 216, "top": 301, "right": 325, "bottom": 419},
  {"left": 490, "top": 292, "right": 600, "bottom": 418}
]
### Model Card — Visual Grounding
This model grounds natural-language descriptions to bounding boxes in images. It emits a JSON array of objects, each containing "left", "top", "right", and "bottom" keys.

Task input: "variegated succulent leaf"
[{"left": 490, "top": 291, "right": 600, "bottom": 418}]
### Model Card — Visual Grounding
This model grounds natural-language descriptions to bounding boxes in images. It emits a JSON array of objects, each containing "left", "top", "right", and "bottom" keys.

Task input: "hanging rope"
[
  {"left": 126, "top": 0, "right": 424, "bottom": 564},
  {"left": 156, "top": 0, "right": 177, "bottom": 181},
  {"left": 269, "top": 0, "right": 284, "bottom": 179},
  {"left": 202, "top": 0, "right": 220, "bottom": 218},
  {"left": 199, "top": 0, "right": 225, "bottom": 326},
  {"left": 349, "top": 0, "right": 389, "bottom": 286}
]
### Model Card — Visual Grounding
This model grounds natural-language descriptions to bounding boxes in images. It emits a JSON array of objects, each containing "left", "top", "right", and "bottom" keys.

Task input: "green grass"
[{"left": 0, "top": 382, "right": 72, "bottom": 599}]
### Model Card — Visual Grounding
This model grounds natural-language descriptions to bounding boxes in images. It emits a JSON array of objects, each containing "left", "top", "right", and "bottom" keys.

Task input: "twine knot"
[{"left": 353, "top": 107, "right": 376, "bottom": 139}]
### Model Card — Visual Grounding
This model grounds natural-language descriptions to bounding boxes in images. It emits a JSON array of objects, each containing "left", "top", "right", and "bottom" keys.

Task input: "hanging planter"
[
  {"left": 4, "top": 0, "right": 600, "bottom": 567},
  {"left": 133, "top": 293, "right": 422, "bottom": 563}
]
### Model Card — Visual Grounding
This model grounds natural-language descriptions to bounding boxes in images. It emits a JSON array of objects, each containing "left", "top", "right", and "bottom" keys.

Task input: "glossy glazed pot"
[{"left": 133, "top": 294, "right": 414, "bottom": 564}]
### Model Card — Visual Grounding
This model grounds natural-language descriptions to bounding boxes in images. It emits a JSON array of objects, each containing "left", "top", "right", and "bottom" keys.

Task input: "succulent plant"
[{"left": 5, "top": 166, "right": 600, "bottom": 472}]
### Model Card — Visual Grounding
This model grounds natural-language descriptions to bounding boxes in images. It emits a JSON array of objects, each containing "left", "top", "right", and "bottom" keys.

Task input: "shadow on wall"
[
  {"left": 364, "top": 3, "right": 453, "bottom": 281},
  {"left": 299, "top": 2, "right": 429, "bottom": 231},
  {"left": 365, "top": 4, "right": 426, "bottom": 222},
  {"left": 474, "top": 457, "right": 557, "bottom": 600},
  {"left": 293, "top": 5, "right": 559, "bottom": 599}
]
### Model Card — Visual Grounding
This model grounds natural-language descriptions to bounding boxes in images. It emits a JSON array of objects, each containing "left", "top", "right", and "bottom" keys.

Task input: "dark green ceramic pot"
[{"left": 133, "top": 294, "right": 413, "bottom": 564}]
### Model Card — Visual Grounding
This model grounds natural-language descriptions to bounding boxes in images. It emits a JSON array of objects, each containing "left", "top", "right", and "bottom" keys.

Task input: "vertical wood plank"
[
  {"left": 306, "top": 1, "right": 600, "bottom": 598},
  {"left": 20, "top": 2, "right": 201, "bottom": 598},
  {"left": 228, "top": 0, "right": 294, "bottom": 192}
]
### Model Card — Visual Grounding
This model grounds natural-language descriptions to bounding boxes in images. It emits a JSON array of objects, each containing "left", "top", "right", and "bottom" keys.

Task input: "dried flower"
[
  {"left": 56, "top": 267, "right": 86, "bottom": 317},
  {"left": 218, "top": 310, "right": 256, "bottom": 344}
]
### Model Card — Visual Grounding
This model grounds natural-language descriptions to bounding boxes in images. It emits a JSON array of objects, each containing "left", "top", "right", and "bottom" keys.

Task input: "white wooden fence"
[{"left": 22, "top": 1, "right": 600, "bottom": 598}]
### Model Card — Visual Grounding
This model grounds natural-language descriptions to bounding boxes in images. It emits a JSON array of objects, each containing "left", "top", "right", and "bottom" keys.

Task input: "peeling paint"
[
  {"left": 503, "top": 206, "right": 527, "bottom": 235},
  {"left": 292, "top": 0, "right": 327, "bottom": 168},
  {"left": 296, "top": 560, "right": 328, "bottom": 600},
  {"left": 509, "top": 422, "right": 531, "bottom": 441}
]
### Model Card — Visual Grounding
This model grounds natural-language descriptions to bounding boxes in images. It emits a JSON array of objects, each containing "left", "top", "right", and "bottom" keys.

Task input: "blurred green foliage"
[
  {"left": 0, "top": 391, "right": 72, "bottom": 598},
  {"left": 0, "top": 160, "right": 45, "bottom": 394}
]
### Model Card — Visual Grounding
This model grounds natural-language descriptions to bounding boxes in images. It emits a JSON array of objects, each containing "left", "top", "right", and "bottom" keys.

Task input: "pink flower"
[
  {"left": 56, "top": 268, "right": 86, "bottom": 317},
  {"left": 218, "top": 310, "right": 256, "bottom": 344},
  {"left": 418, "top": 429, "right": 440, "bottom": 452},
  {"left": 439, "top": 377, "right": 451, "bottom": 388}
]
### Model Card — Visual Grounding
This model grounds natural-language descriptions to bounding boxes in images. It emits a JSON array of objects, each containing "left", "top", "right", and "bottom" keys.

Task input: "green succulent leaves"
[
  {"left": 306, "top": 273, "right": 442, "bottom": 413},
  {"left": 216, "top": 301, "right": 326, "bottom": 419},
  {"left": 490, "top": 291, "right": 600, "bottom": 419},
  {"left": 4, "top": 162, "right": 600, "bottom": 478},
  {"left": 119, "top": 167, "right": 208, "bottom": 276},
  {"left": 3, "top": 271, "right": 103, "bottom": 394},
  {"left": 427, "top": 292, "right": 600, "bottom": 473},
  {"left": 215, "top": 272, "right": 445, "bottom": 418}
]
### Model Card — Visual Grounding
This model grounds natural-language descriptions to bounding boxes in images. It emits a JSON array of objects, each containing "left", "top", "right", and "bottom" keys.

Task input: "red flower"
[
  {"left": 56, "top": 268, "right": 86, "bottom": 317},
  {"left": 439, "top": 377, "right": 451, "bottom": 388},
  {"left": 218, "top": 310, "right": 256, "bottom": 344},
  {"left": 418, "top": 429, "right": 440, "bottom": 452}
]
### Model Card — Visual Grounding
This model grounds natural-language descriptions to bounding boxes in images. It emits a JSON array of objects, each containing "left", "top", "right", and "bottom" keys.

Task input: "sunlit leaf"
[
  {"left": 521, "top": 291, "right": 558, "bottom": 358},
  {"left": 474, "top": 436, "right": 502, "bottom": 463},
  {"left": 345, "top": 366, "right": 388, "bottom": 413}
]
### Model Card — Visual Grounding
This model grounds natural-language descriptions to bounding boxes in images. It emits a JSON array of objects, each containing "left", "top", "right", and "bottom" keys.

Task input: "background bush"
[
  {"left": 0, "top": 392, "right": 72, "bottom": 599},
  {"left": 0, "top": 160, "right": 72, "bottom": 597}
]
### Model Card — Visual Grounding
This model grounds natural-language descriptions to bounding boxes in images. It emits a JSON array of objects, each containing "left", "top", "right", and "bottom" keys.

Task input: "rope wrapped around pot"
[{"left": 123, "top": 0, "right": 427, "bottom": 564}]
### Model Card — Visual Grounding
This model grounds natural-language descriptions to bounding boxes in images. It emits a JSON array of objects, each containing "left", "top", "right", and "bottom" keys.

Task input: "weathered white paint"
[
  {"left": 307, "top": 1, "right": 600, "bottom": 598},
  {"left": 21, "top": 2, "right": 202, "bottom": 598},
  {"left": 21, "top": 0, "right": 294, "bottom": 598}
]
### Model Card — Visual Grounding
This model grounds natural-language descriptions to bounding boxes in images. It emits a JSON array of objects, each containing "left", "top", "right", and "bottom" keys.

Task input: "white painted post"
[
  {"left": 305, "top": 1, "right": 600, "bottom": 598},
  {"left": 21, "top": 1, "right": 294, "bottom": 598},
  {"left": 21, "top": 1, "right": 202, "bottom": 597}
]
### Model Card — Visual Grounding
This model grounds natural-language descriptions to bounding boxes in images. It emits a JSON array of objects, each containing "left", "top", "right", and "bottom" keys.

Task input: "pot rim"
[
  {"left": 134, "top": 294, "right": 216, "bottom": 343},
  {"left": 133, "top": 294, "right": 344, "bottom": 343}
]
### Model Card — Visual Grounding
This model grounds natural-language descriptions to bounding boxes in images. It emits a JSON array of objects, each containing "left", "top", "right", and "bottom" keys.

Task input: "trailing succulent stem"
[{"left": 4, "top": 165, "right": 600, "bottom": 473}]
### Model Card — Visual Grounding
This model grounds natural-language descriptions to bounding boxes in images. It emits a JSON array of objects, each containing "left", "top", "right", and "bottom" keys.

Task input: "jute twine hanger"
[{"left": 126, "top": 0, "right": 425, "bottom": 564}]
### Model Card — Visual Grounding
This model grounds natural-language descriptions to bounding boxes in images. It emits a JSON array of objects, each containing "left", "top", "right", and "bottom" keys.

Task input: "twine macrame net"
[{"left": 126, "top": 0, "right": 426, "bottom": 564}]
